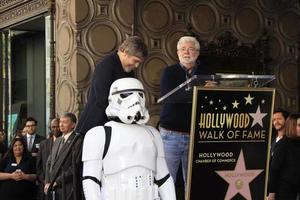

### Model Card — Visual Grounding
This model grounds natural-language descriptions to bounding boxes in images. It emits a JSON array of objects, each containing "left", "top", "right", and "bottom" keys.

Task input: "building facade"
[{"left": 0, "top": 0, "right": 299, "bottom": 140}]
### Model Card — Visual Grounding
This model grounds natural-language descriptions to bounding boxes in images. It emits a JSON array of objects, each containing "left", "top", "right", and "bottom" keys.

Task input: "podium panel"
[
  {"left": 186, "top": 87, "right": 275, "bottom": 200},
  {"left": 157, "top": 74, "right": 275, "bottom": 104}
]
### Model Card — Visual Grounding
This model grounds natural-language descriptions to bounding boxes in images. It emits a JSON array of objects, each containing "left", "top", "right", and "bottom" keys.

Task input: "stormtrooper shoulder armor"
[
  {"left": 145, "top": 125, "right": 161, "bottom": 139},
  {"left": 82, "top": 126, "right": 106, "bottom": 162},
  {"left": 146, "top": 126, "right": 165, "bottom": 154}
]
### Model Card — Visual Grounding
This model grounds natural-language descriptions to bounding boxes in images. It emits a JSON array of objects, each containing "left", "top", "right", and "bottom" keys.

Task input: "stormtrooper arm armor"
[
  {"left": 82, "top": 126, "right": 105, "bottom": 200},
  {"left": 82, "top": 160, "right": 102, "bottom": 200},
  {"left": 148, "top": 126, "right": 176, "bottom": 200}
]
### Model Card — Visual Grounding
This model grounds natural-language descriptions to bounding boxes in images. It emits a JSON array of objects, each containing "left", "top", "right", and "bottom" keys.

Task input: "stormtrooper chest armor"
[{"left": 103, "top": 121, "right": 157, "bottom": 175}]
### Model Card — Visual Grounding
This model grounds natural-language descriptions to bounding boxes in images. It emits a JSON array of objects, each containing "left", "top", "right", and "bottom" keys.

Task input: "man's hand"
[
  {"left": 204, "top": 80, "right": 218, "bottom": 87},
  {"left": 44, "top": 183, "right": 50, "bottom": 194},
  {"left": 267, "top": 193, "right": 275, "bottom": 200},
  {"left": 44, "top": 182, "right": 57, "bottom": 194}
]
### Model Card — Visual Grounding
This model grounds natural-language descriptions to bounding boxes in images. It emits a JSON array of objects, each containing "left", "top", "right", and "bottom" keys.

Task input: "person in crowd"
[
  {"left": 267, "top": 113, "right": 300, "bottom": 200},
  {"left": 271, "top": 108, "right": 290, "bottom": 156},
  {"left": 15, "top": 129, "right": 25, "bottom": 138},
  {"left": 82, "top": 78, "right": 176, "bottom": 200},
  {"left": 76, "top": 36, "right": 148, "bottom": 135},
  {"left": 0, "top": 137, "right": 37, "bottom": 200},
  {"left": 23, "top": 117, "right": 45, "bottom": 157},
  {"left": 22, "top": 125, "right": 28, "bottom": 136},
  {"left": 159, "top": 36, "right": 216, "bottom": 191},
  {"left": 267, "top": 108, "right": 290, "bottom": 195},
  {"left": 0, "top": 129, "right": 7, "bottom": 158},
  {"left": 36, "top": 118, "right": 61, "bottom": 200},
  {"left": 44, "top": 113, "right": 83, "bottom": 200}
]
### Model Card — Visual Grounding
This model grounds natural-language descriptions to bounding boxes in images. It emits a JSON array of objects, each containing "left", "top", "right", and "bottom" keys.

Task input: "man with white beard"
[{"left": 159, "top": 36, "right": 216, "bottom": 195}]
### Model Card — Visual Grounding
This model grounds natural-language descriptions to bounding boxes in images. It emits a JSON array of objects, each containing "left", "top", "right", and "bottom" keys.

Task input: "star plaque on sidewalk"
[{"left": 215, "top": 149, "right": 263, "bottom": 200}]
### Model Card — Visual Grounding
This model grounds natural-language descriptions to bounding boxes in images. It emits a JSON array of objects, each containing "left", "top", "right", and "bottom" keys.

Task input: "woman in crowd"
[
  {"left": 268, "top": 113, "right": 300, "bottom": 200},
  {"left": 0, "top": 137, "right": 37, "bottom": 200}
]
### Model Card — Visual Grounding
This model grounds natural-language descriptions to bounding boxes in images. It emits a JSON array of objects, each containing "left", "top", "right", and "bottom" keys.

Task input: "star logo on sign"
[
  {"left": 215, "top": 150, "right": 263, "bottom": 200},
  {"left": 232, "top": 100, "right": 239, "bottom": 109},
  {"left": 244, "top": 93, "right": 254, "bottom": 105},
  {"left": 249, "top": 105, "right": 267, "bottom": 127}
]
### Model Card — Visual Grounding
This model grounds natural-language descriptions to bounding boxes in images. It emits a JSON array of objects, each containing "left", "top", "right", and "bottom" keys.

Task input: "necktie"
[
  {"left": 57, "top": 137, "right": 65, "bottom": 154},
  {"left": 28, "top": 136, "right": 33, "bottom": 152}
]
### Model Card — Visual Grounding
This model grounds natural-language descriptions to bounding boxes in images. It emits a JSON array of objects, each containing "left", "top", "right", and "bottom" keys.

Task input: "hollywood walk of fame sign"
[{"left": 186, "top": 87, "right": 275, "bottom": 200}]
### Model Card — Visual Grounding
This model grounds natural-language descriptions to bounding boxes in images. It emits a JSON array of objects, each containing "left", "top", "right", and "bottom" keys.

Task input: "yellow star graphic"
[
  {"left": 244, "top": 93, "right": 254, "bottom": 105},
  {"left": 232, "top": 100, "right": 239, "bottom": 109}
]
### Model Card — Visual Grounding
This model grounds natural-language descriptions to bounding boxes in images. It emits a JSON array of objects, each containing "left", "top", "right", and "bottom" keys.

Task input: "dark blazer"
[
  {"left": 36, "top": 138, "right": 54, "bottom": 200},
  {"left": 270, "top": 129, "right": 279, "bottom": 157},
  {"left": 37, "top": 138, "right": 53, "bottom": 183},
  {"left": 45, "top": 132, "right": 83, "bottom": 200},
  {"left": 269, "top": 138, "right": 300, "bottom": 200},
  {"left": 76, "top": 51, "right": 134, "bottom": 135},
  {"left": 24, "top": 134, "right": 45, "bottom": 154},
  {"left": 0, "top": 142, "right": 7, "bottom": 158}
]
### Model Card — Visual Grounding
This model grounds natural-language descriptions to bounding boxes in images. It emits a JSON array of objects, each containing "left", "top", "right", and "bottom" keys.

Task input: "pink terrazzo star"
[{"left": 215, "top": 150, "right": 263, "bottom": 200}]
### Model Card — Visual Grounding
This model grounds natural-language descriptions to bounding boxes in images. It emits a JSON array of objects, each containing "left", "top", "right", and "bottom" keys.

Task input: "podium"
[
  {"left": 158, "top": 74, "right": 275, "bottom": 200},
  {"left": 157, "top": 74, "right": 275, "bottom": 103}
]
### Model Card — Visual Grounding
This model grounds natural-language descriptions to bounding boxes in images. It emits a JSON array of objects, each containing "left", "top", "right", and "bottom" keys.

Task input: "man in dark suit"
[
  {"left": 44, "top": 113, "right": 83, "bottom": 200},
  {"left": 267, "top": 108, "right": 290, "bottom": 195},
  {"left": 270, "top": 108, "right": 289, "bottom": 156},
  {"left": 23, "top": 117, "right": 45, "bottom": 158},
  {"left": 36, "top": 118, "right": 61, "bottom": 200}
]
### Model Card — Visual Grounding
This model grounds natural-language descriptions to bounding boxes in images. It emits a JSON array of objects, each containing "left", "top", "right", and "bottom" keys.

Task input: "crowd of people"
[
  {"left": 0, "top": 35, "right": 299, "bottom": 200},
  {"left": 0, "top": 113, "right": 83, "bottom": 200},
  {"left": 267, "top": 111, "right": 300, "bottom": 200}
]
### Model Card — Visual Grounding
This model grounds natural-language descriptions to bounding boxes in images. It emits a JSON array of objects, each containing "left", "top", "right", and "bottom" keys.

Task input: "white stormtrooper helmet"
[{"left": 105, "top": 78, "right": 149, "bottom": 124}]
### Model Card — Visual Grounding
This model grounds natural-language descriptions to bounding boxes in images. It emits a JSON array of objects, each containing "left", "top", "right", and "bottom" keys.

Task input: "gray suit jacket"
[{"left": 45, "top": 131, "right": 83, "bottom": 200}]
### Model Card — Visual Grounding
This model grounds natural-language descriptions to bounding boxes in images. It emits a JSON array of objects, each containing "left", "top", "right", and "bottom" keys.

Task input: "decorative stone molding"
[
  {"left": 0, "top": 0, "right": 24, "bottom": 12},
  {"left": 0, "top": 0, "right": 50, "bottom": 29}
]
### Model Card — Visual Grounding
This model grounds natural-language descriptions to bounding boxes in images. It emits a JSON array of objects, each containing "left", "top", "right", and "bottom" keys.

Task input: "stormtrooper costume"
[{"left": 82, "top": 78, "right": 176, "bottom": 200}]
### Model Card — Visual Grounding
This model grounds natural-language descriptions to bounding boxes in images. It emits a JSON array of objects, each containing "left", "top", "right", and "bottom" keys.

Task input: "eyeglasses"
[{"left": 178, "top": 48, "right": 198, "bottom": 52}]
